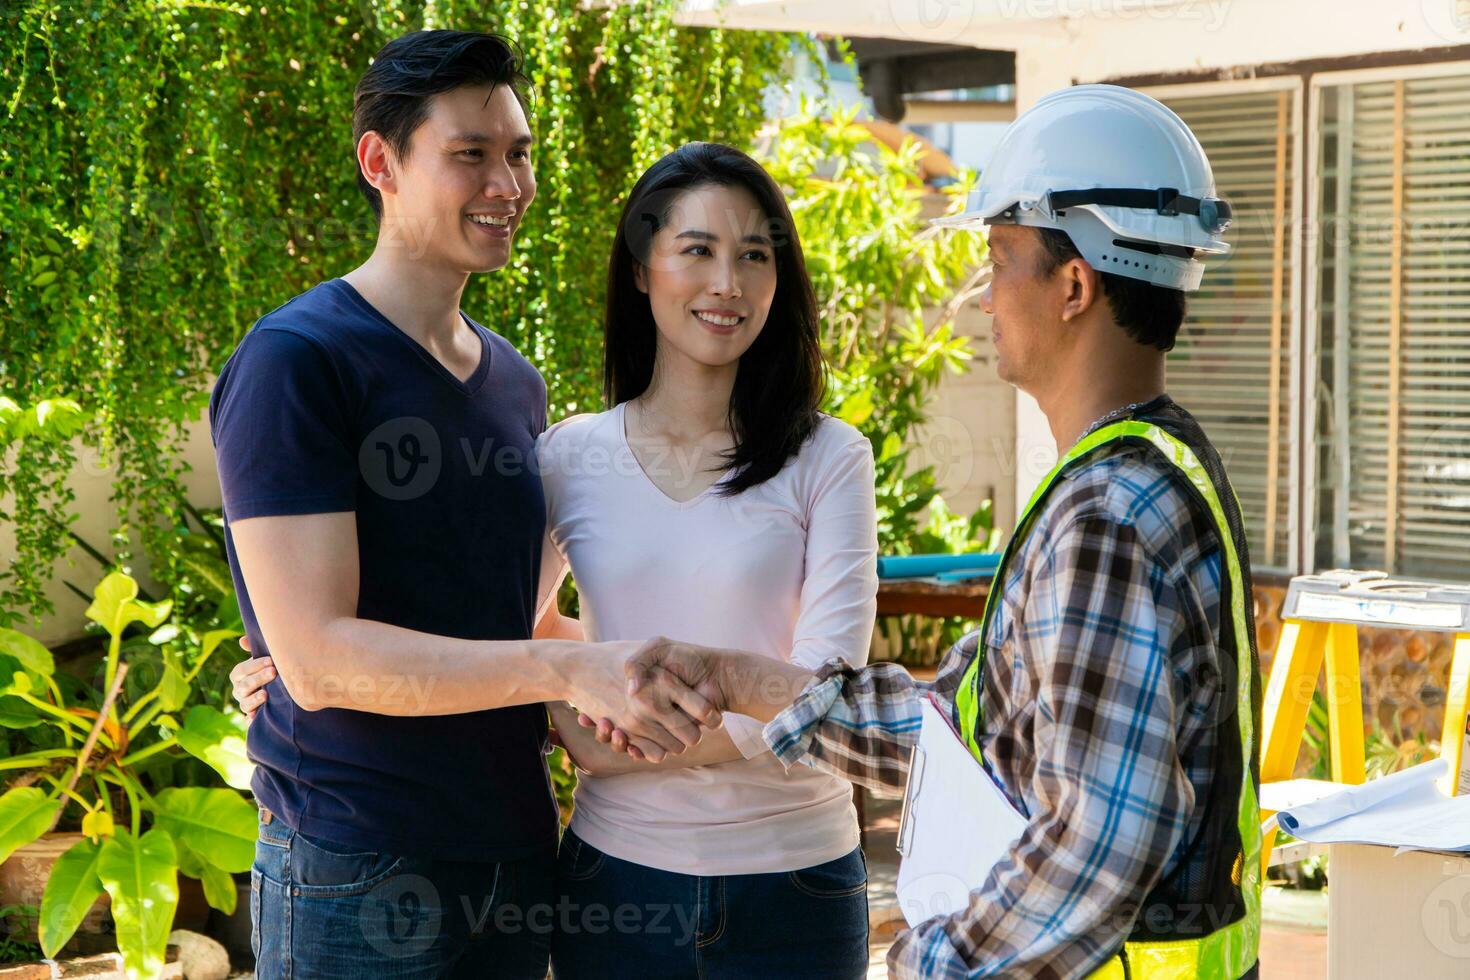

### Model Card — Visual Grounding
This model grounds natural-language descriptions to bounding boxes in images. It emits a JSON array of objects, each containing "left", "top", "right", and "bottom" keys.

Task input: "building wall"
[
  {"left": 5, "top": 411, "right": 222, "bottom": 647},
  {"left": 998, "top": 0, "right": 1470, "bottom": 509}
]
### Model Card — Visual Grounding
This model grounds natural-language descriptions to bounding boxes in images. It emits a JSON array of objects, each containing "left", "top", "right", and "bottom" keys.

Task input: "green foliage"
[
  {"left": 759, "top": 107, "right": 988, "bottom": 556},
  {"left": 0, "top": 396, "right": 89, "bottom": 628},
  {"left": 760, "top": 108, "right": 991, "bottom": 666},
  {"left": 0, "top": 904, "right": 42, "bottom": 964},
  {"left": 0, "top": 570, "right": 247, "bottom": 975},
  {"left": 0, "top": 0, "right": 791, "bottom": 625}
]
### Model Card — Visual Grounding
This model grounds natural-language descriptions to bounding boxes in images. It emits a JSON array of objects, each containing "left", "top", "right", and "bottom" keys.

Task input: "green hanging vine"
[{"left": 0, "top": 0, "right": 792, "bottom": 625}]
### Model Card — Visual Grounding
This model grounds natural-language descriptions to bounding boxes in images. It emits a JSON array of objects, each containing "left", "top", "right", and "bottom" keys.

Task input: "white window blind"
[
  {"left": 1156, "top": 88, "right": 1298, "bottom": 570},
  {"left": 1316, "top": 72, "right": 1470, "bottom": 578}
]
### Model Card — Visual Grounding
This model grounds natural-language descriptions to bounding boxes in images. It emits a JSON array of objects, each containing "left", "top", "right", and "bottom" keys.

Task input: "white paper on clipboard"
[{"left": 895, "top": 694, "right": 1028, "bottom": 927}]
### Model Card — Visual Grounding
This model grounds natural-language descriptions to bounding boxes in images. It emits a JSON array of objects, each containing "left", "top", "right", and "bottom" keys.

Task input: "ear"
[
  {"left": 357, "top": 132, "right": 396, "bottom": 199},
  {"left": 1058, "top": 257, "right": 1102, "bottom": 323},
  {"left": 633, "top": 261, "right": 649, "bottom": 295}
]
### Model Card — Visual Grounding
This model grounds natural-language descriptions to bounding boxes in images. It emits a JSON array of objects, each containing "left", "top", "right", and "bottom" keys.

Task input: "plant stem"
[
  {"left": 117, "top": 737, "right": 176, "bottom": 767},
  {"left": 92, "top": 773, "right": 113, "bottom": 818},
  {"left": 102, "top": 768, "right": 150, "bottom": 837},
  {"left": 120, "top": 688, "right": 157, "bottom": 727},
  {"left": 17, "top": 692, "right": 93, "bottom": 737},
  {"left": 0, "top": 749, "right": 75, "bottom": 771},
  {"left": 102, "top": 632, "right": 121, "bottom": 705},
  {"left": 49, "top": 661, "right": 127, "bottom": 834},
  {"left": 125, "top": 701, "right": 165, "bottom": 741}
]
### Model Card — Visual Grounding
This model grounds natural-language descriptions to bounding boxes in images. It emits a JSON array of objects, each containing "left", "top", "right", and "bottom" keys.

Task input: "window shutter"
[
  {"left": 1156, "top": 88, "right": 1298, "bottom": 570},
  {"left": 1317, "top": 72, "right": 1470, "bottom": 578}
]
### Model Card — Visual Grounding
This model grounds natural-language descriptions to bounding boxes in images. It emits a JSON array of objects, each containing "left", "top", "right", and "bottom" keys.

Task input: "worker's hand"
[{"left": 229, "top": 634, "right": 274, "bottom": 722}]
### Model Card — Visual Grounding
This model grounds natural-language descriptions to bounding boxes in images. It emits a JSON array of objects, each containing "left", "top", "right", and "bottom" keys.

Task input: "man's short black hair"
[
  {"left": 1034, "top": 227, "right": 1188, "bottom": 352},
  {"left": 352, "top": 30, "right": 532, "bottom": 221}
]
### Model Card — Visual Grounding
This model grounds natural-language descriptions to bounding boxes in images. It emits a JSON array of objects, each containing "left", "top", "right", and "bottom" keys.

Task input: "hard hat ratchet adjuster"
[{"left": 1045, "top": 187, "right": 1233, "bottom": 235}]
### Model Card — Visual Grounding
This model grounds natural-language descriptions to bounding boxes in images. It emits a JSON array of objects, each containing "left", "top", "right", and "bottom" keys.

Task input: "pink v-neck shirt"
[{"left": 535, "top": 403, "right": 878, "bottom": 875}]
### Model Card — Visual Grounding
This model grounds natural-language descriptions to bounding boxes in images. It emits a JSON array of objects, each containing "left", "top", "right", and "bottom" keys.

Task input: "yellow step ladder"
[{"left": 1259, "top": 570, "right": 1470, "bottom": 871}]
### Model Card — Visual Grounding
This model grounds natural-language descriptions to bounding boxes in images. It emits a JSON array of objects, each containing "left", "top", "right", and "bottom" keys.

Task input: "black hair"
[
  {"left": 352, "top": 30, "right": 532, "bottom": 221},
  {"left": 1034, "top": 227, "right": 1188, "bottom": 352},
  {"left": 603, "top": 142, "right": 827, "bottom": 496}
]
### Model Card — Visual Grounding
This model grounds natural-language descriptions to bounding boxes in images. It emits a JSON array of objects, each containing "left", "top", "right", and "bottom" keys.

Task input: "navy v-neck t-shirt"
[{"left": 209, "top": 278, "right": 557, "bottom": 862}]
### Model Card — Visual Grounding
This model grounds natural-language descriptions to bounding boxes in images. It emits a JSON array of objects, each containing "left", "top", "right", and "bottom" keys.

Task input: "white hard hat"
[{"left": 938, "top": 84, "right": 1231, "bottom": 292}]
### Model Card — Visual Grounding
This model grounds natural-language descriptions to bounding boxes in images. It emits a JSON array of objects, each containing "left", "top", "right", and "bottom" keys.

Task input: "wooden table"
[{"left": 877, "top": 575, "right": 992, "bottom": 619}]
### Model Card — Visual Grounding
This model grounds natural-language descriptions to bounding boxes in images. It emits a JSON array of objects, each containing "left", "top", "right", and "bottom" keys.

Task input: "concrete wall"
[{"left": 5, "top": 409, "right": 222, "bottom": 647}]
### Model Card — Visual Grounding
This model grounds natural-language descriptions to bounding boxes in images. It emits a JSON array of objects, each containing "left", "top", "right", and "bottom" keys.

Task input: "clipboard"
[{"left": 895, "top": 694, "right": 1028, "bottom": 927}]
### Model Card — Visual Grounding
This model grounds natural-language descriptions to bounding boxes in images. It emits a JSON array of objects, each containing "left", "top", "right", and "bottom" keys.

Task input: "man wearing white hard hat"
[{"left": 603, "top": 84, "right": 1262, "bottom": 979}]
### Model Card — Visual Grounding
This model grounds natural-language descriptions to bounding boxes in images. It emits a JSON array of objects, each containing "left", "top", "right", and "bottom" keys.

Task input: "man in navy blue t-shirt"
[{"left": 210, "top": 31, "right": 716, "bottom": 978}]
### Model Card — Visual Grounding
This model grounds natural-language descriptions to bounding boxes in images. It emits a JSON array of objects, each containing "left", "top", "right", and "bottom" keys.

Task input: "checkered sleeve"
[
  {"left": 761, "top": 638, "right": 974, "bottom": 797},
  {"left": 885, "top": 511, "right": 1198, "bottom": 979}
]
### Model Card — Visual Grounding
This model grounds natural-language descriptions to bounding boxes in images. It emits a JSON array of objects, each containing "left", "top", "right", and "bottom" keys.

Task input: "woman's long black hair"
[{"left": 602, "top": 142, "right": 827, "bottom": 496}]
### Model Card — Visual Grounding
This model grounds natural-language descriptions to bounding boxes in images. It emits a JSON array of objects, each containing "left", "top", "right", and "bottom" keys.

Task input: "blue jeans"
[
  {"left": 550, "top": 829, "right": 869, "bottom": 979},
  {"left": 250, "top": 812, "right": 553, "bottom": 979}
]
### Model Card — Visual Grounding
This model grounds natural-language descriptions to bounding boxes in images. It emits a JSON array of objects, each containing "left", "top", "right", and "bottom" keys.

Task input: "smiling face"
[
  {"left": 366, "top": 82, "right": 536, "bottom": 274},
  {"left": 634, "top": 182, "right": 778, "bottom": 372},
  {"left": 980, "top": 223, "right": 1074, "bottom": 392}
]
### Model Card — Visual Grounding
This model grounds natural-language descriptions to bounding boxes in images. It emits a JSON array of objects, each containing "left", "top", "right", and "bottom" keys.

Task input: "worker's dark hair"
[
  {"left": 352, "top": 30, "right": 532, "bottom": 221},
  {"left": 1034, "top": 227, "right": 1188, "bottom": 352},
  {"left": 603, "top": 142, "right": 826, "bottom": 496}
]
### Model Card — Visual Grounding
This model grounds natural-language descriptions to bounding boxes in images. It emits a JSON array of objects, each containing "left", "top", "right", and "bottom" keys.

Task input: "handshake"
[{"left": 567, "top": 637, "right": 814, "bottom": 762}]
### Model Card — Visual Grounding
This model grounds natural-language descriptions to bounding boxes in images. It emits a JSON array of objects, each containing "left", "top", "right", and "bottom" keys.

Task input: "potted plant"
[{"left": 0, "top": 570, "right": 253, "bottom": 980}]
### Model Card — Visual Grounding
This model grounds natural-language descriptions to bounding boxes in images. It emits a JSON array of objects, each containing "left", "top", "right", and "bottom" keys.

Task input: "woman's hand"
[
  {"left": 230, "top": 635, "right": 276, "bottom": 722},
  {"left": 547, "top": 701, "right": 644, "bottom": 777}
]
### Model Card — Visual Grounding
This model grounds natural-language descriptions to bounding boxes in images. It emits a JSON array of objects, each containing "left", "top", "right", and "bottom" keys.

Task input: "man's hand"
[
  {"left": 581, "top": 640, "right": 814, "bottom": 758},
  {"left": 230, "top": 635, "right": 274, "bottom": 722},
  {"left": 555, "top": 636, "right": 724, "bottom": 763}
]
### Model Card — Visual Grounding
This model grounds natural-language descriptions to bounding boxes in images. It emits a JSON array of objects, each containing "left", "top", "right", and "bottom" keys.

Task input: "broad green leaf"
[
  {"left": 84, "top": 573, "right": 172, "bottom": 639},
  {"left": 836, "top": 388, "right": 875, "bottom": 427},
  {"left": 85, "top": 572, "right": 139, "bottom": 635},
  {"left": 0, "top": 627, "right": 54, "bottom": 676},
  {"left": 39, "top": 838, "right": 106, "bottom": 957},
  {"left": 879, "top": 431, "right": 902, "bottom": 464},
  {"left": 98, "top": 829, "right": 178, "bottom": 980},
  {"left": 0, "top": 787, "right": 62, "bottom": 864},
  {"left": 181, "top": 552, "right": 233, "bottom": 601},
  {"left": 158, "top": 657, "right": 188, "bottom": 713},
  {"left": 200, "top": 629, "right": 241, "bottom": 662},
  {"left": 154, "top": 787, "right": 255, "bottom": 873},
  {"left": 0, "top": 695, "right": 43, "bottom": 729},
  {"left": 0, "top": 654, "right": 33, "bottom": 697},
  {"left": 175, "top": 840, "right": 237, "bottom": 916},
  {"left": 175, "top": 705, "right": 253, "bottom": 790},
  {"left": 125, "top": 598, "right": 173, "bottom": 632}
]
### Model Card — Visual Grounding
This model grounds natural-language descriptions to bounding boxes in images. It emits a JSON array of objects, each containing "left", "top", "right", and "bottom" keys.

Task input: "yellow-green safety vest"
[{"left": 954, "top": 419, "right": 1262, "bottom": 980}]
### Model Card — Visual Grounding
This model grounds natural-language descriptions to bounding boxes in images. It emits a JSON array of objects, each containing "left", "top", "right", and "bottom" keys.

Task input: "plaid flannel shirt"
[{"left": 763, "top": 440, "right": 1231, "bottom": 979}]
